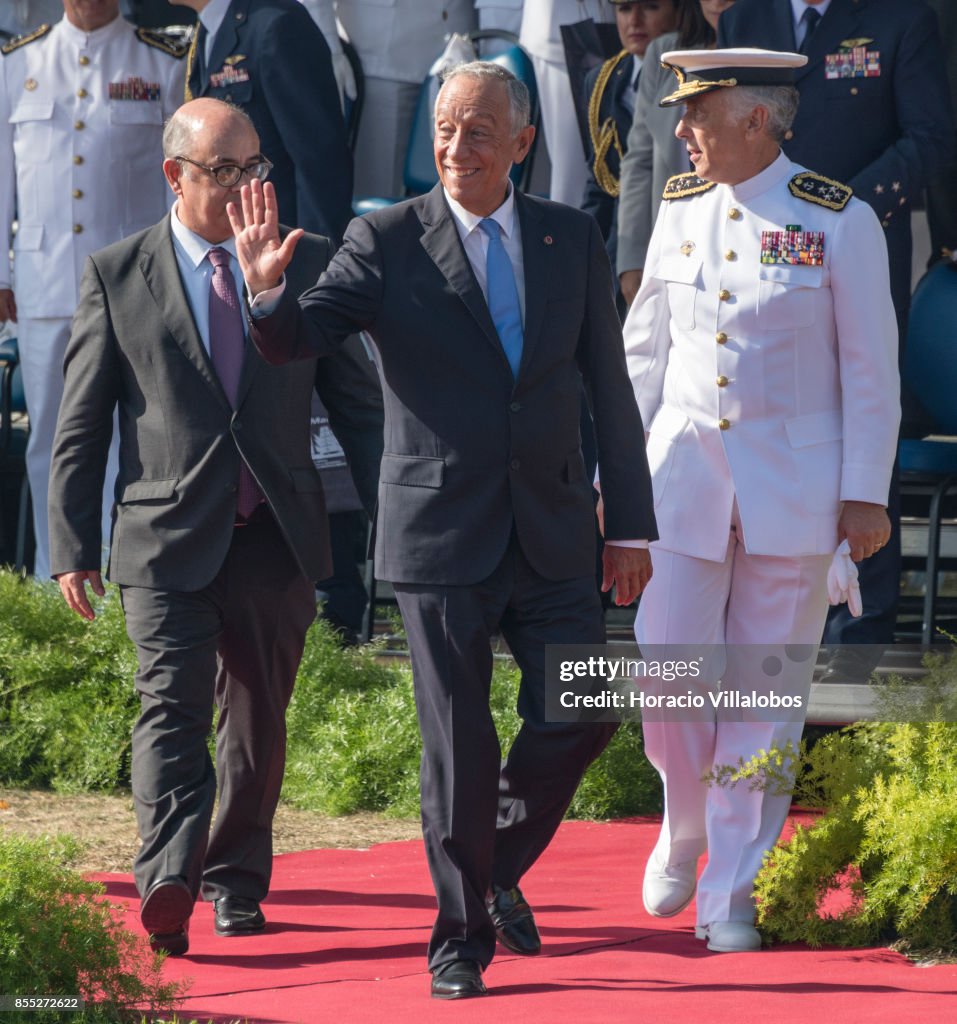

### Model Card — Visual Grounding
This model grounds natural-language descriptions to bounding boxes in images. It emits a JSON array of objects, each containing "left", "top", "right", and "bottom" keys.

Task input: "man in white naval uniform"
[
  {"left": 622, "top": 49, "right": 899, "bottom": 952},
  {"left": 0, "top": 0, "right": 186, "bottom": 580},
  {"left": 519, "top": 0, "right": 614, "bottom": 206}
]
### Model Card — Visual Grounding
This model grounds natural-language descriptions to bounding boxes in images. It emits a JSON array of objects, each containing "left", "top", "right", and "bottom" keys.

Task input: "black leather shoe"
[
  {"left": 213, "top": 895, "right": 266, "bottom": 936},
  {"left": 430, "top": 960, "right": 487, "bottom": 1000},
  {"left": 141, "top": 877, "right": 192, "bottom": 956},
  {"left": 487, "top": 883, "right": 541, "bottom": 955}
]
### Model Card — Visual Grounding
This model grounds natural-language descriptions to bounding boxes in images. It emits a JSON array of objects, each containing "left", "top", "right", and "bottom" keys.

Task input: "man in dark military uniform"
[
  {"left": 717, "top": 0, "right": 955, "bottom": 679},
  {"left": 174, "top": 0, "right": 353, "bottom": 242}
]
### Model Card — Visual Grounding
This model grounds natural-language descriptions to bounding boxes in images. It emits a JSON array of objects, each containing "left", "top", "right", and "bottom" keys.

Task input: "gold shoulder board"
[
  {"left": 136, "top": 27, "right": 190, "bottom": 59},
  {"left": 1, "top": 23, "right": 52, "bottom": 55},
  {"left": 662, "top": 173, "right": 717, "bottom": 201},
  {"left": 788, "top": 172, "right": 852, "bottom": 211}
]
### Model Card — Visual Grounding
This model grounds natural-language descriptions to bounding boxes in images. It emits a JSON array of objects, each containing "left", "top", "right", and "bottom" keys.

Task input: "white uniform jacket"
[
  {"left": 331, "top": 0, "right": 476, "bottom": 84},
  {"left": 0, "top": 16, "right": 184, "bottom": 318},
  {"left": 623, "top": 152, "right": 900, "bottom": 561}
]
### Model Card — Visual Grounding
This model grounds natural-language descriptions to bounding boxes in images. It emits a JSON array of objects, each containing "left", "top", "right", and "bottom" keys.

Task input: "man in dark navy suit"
[
  {"left": 175, "top": 0, "right": 353, "bottom": 243},
  {"left": 718, "top": 0, "right": 954, "bottom": 677}
]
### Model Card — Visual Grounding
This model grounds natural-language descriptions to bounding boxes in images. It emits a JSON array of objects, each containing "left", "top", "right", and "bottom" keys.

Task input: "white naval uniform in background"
[
  {"left": 0, "top": 15, "right": 184, "bottom": 580},
  {"left": 324, "top": 0, "right": 476, "bottom": 197},
  {"left": 519, "top": 0, "right": 613, "bottom": 206},
  {"left": 623, "top": 151, "right": 899, "bottom": 926}
]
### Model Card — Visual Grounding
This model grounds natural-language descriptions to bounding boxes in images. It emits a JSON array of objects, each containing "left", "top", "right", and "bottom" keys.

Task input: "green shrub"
[
  {"left": 0, "top": 834, "right": 183, "bottom": 1023},
  {"left": 0, "top": 570, "right": 661, "bottom": 820},
  {"left": 0, "top": 575, "right": 138, "bottom": 791},
  {"left": 748, "top": 715, "right": 957, "bottom": 954}
]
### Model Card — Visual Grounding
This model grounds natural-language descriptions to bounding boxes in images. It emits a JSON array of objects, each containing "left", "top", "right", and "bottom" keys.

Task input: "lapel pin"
[
  {"left": 24, "top": 78, "right": 37, "bottom": 90},
  {"left": 543, "top": 235, "right": 553, "bottom": 245}
]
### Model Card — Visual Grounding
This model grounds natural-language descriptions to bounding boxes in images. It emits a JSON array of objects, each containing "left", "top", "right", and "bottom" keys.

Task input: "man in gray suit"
[
  {"left": 48, "top": 98, "right": 383, "bottom": 956},
  {"left": 234, "top": 62, "right": 658, "bottom": 998}
]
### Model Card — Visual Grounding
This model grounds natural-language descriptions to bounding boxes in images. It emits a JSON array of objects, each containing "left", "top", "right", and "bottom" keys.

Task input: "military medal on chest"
[
  {"left": 825, "top": 39, "right": 880, "bottom": 79},
  {"left": 210, "top": 56, "right": 250, "bottom": 89},
  {"left": 108, "top": 77, "right": 161, "bottom": 100},
  {"left": 760, "top": 226, "right": 824, "bottom": 266}
]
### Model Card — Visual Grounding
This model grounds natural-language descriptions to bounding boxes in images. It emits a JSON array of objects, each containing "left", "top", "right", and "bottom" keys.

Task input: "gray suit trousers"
[{"left": 121, "top": 514, "right": 315, "bottom": 903}]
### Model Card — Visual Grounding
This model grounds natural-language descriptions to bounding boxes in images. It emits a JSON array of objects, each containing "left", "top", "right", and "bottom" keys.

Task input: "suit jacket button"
[
  {"left": 510, "top": 458, "right": 520, "bottom": 470},
  {"left": 718, "top": 418, "right": 731, "bottom": 430},
  {"left": 226, "top": 483, "right": 237, "bottom": 492},
  {"left": 510, "top": 402, "right": 521, "bottom": 412}
]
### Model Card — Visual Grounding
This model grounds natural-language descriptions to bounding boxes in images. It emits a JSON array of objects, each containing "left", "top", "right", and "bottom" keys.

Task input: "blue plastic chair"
[
  {"left": 353, "top": 38, "right": 540, "bottom": 216},
  {"left": 899, "top": 261, "right": 957, "bottom": 643}
]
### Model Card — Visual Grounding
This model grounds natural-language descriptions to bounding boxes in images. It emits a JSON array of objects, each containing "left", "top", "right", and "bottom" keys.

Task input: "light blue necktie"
[{"left": 479, "top": 217, "right": 524, "bottom": 378}]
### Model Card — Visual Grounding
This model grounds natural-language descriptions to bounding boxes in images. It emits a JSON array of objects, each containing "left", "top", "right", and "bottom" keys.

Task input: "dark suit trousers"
[
  {"left": 120, "top": 514, "right": 315, "bottom": 904},
  {"left": 394, "top": 536, "right": 617, "bottom": 971}
]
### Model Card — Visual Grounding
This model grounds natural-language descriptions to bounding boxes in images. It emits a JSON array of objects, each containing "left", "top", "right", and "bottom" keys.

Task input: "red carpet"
[{"left": 91, "top": 818, "right": 957, "bottom": 1024}]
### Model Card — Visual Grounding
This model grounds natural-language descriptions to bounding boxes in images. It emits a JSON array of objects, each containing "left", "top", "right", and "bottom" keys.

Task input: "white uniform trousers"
[
  {"left": 635, "top": 510, "right": 830, "bottom": 926},
  {"left": 19, "top": 317, "right": 118, "bottom": 581},
  {"left": 352, "top": 77, "right": 422, "bottom": 198},
  {"left": 529, "top": 53, "right": 589, "bottom": 207}
]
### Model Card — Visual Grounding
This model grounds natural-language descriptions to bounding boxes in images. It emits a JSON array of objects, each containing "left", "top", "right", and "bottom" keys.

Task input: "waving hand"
[{"left": 227, "top": 179, "right": 303, "bottom": 297}]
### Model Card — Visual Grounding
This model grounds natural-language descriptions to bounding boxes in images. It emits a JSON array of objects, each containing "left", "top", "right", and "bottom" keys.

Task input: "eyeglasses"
[{"left": 175, "top": 155, "right": 273, "bottom": 188}]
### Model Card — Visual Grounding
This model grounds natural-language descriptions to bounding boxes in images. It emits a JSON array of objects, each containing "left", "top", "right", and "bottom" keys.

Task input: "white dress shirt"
[
  {"left": 169, "top": 203, "right": 247, "bottom": 352},
  {"left": 199, "top": 0, "right": 232, "bottom": 62},
  {"left": 443, "top": 181, "right": 526, "bottom": 323}
]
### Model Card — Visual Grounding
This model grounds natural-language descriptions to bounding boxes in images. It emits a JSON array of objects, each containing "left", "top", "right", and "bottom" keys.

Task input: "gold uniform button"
[
  {"left": 74, "top": 120, "right": 85, "bottom": 131},
  {"left": 716, "top": 331, "right": 728, "bottom": 344},
  {"left": 784, "top": 129, "right": 794, "bottom": 141},
  {"left": 73, "top": 224, "right": 83, "bottom": 234},
  {"left": 718, "top": 418, "right": 731, "bottom": 431},
  {"left": 73, "top": 154, "right": 84, "bottom": 165},
  {"left": 77, "top": 88, "right": 88, "bottom": 99},
  {"left": 718, "top": 288, "right": 732, "bottom": 301},
  {"left": 724, "top": 249, "right": 736, "bottom": 261},
  {"left": 79, "top": 55, "right": 90, "bottom": 66},
  {"left": 728, "top": 207, "right": 741, "bottom": 220},
  {"left": 716, "top": 375, "right": 729, "bottom": 387},
  {"left": 72, "top": 189, "right": 83, "bottom": 199}
]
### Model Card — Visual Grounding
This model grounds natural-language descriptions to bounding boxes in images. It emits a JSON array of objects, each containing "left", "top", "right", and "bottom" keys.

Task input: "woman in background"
[{"left": 616, "top": 0, "right": 735, "bottom": 307}]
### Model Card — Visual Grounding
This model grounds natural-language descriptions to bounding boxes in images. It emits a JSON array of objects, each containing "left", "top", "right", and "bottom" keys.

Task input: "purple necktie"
[{"left": 208, "top": 246, "right": 262, "bottom": 518}]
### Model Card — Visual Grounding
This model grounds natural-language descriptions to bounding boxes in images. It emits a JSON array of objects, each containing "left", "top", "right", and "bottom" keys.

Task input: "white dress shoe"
[
  {"left": 695, "top": 921, "right": 762, "bottom": 952},
  {"left": 642, "top": 856, "right": 697, "bottom": 917}
]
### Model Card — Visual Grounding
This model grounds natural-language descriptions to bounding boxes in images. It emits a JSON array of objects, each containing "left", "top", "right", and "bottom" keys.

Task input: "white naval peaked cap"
[{"left": 658, "top": 48, "right": 808, "bottom": 107}]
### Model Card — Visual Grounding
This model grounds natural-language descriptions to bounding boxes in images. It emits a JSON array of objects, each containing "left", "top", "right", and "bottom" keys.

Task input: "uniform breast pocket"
[
  {"left": 658, "top": 254, "right": 702, "bottom": 332},
  {"left": 109, "top": 101, "right": 166, "bottom": 226},
  {"left": 757, "top": 263, "right": 825, "bottom": 330},
  {"left": 10, "top": 101, "right": 54, "bottom": 163}
]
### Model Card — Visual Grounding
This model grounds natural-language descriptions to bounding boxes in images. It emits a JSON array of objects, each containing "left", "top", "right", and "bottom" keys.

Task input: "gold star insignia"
[
  {"left": 891, "top": 181, "right": 901, "bottom": 192},
  {"left": 874, "top": 184, "right": 885, "bottom": 195}
]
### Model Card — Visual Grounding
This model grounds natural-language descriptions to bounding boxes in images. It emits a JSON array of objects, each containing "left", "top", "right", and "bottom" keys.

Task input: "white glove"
[
  {"left": 826, "top": 539, "right": 863, "bottom": 617},
  {"left": 332, "top": 50, "right": 358, "bottom": 105}
]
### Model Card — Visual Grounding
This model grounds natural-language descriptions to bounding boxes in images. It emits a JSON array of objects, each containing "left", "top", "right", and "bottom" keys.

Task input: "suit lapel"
[
  {"left": 797, "top": 0, "right": 861, "bottom": 84},
  {"left": 138, "top": 219, "right": 233, "bottom": 413},
  {"left": 205, "top": 0, "right": 248, "bottom": 87},
  {"left": 417, "top": 186, "right": 508, "bottom": 367}
]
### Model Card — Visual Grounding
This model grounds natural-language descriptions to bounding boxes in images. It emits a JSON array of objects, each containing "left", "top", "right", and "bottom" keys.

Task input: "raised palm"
[{"left": 227, "top": 179, "right": 303, "bottom": 297}]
